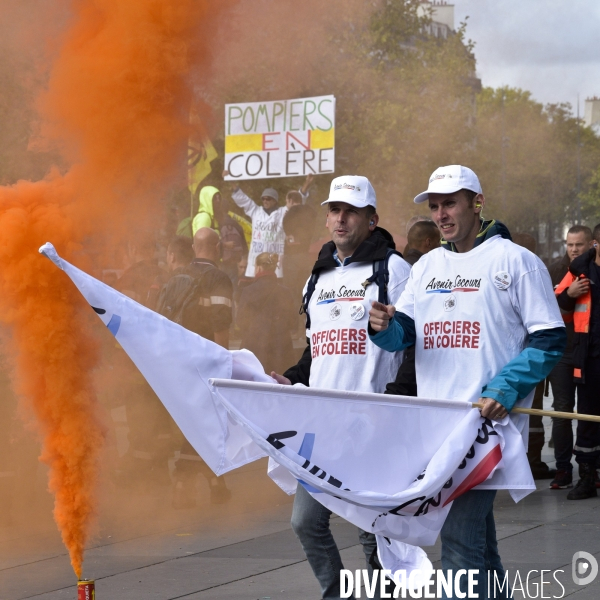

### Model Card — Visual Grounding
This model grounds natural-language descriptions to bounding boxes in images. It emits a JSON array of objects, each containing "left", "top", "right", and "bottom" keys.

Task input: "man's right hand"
[
  {"left": 567, "top": 276, "right": 590, "bottom": 298},
  {"left": 271, "top": 372, "right": 292, "bottom": 385},
  {"left": 369, "top": 301, "right": 396, "bottom": 332}
]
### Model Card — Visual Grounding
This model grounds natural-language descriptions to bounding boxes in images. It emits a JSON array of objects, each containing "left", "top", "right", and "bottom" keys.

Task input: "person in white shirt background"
[{"left": 223, "top": 172, "right": 313, "bottom": 279}]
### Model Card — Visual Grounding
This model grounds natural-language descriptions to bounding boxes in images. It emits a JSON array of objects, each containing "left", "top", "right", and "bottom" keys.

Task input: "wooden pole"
[{"left": 472, "top": 403, "right": 600, "bottom": 424}]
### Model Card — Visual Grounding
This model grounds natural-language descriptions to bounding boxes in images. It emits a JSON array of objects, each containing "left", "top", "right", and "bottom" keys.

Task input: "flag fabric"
[
  {"left": 209, "top": 378, "right": 534, "bottom": 577},
  {"left": 39, "top": 243, "right": 535, "bottom": 582},
  {"left": 39, "top": 243, "right": 270, "bottom": 475},
  {"left": 188, "top": 136, "right": 218, "bottom": 196},
  {"left": 188, "top": 108, "right": 218, "bottom": 197}
]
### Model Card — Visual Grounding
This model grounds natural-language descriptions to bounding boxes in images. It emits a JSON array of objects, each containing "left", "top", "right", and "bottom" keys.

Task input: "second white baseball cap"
[
  {"left": 414, "top": 165, "right": 482, "bottom": 204},
  {"left": 321, "top": 175, "right": 377, "bottom": 209}
]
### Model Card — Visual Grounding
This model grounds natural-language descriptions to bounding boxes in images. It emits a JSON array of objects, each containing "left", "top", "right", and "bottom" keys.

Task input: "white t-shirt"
[
  {"left": 232, "top": 189, "right": 287, "bottom": 278},
  {"left": 307, "top": 254, "right": 410, "bottom": 393},
  {"left": 396, "top": 235, "right": 563, "bottom": 435}
]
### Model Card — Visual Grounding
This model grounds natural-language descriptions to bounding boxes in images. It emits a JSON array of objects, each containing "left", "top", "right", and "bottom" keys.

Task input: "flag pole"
[{"left": 472, "top": 403, "right": 600, "bottom": 424}]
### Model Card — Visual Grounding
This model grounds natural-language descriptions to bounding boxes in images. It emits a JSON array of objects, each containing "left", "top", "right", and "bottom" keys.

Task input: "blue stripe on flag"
[
  {"left": 298, "top": 433, "right": 320, "bottom": 493},
  {"left": 107, "top": 314, "right": 121, "bottom": 336},
  {"left": 299, "top": 433, "right": 315, "bottom": 459}
]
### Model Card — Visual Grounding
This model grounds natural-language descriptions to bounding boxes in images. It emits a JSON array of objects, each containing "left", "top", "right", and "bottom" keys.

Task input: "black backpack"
[
  {"left": 156, "top": 271, "right": 206, "bottom": 325},
  {"left": 300, "top": 248, "right": 401, "bottom": 329}
]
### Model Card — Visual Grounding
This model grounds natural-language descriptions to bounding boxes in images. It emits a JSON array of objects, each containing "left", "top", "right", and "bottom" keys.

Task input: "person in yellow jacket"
[
  {"left": 192, "top": 186, "right": 249, "bottom": 282},
  {"left": 554, "top": 224, "right": 600, "bottom": 500},
  {"left": 192, "top": 186, "right": 251, "bottom": 240},
  {"left": 192, "top": 185, "right": 220, "bottom": 232}
]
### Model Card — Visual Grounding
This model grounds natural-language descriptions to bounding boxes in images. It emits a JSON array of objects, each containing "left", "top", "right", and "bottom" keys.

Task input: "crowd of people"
[
  {"left": 106, "top": 175, "right": 316, "bottom": 507},
  {"left": 65, "top": 167, "right": 600, "bottom": 598}
]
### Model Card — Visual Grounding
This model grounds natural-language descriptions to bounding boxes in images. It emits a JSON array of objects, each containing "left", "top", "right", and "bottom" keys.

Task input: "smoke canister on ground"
[{"left": 77, "top": 579, "right": 95, "bottom": 599}]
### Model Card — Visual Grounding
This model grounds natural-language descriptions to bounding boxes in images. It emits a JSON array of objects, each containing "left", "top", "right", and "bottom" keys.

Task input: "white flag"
[
  {"left": 209, "top": 378, "right": 534, "bottom": 575},
  {"left": 40, "top": 243, "right": 535, "bottom": 581},
  {"left": 39, "top": 242, "right": 270, "bottom": 475}
]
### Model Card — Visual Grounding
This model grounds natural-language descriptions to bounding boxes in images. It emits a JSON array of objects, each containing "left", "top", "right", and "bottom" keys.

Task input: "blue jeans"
[
  {"left": 291, "top": 484, "right": 381, "bottom": 600},
  {"left": 441, "top": 490, "right": 510, "bottom": 599}
]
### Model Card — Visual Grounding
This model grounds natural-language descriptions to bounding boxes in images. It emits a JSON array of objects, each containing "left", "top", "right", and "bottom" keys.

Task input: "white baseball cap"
[
  {"left": 321, "top": 175, "right": 377, "bottom": 209},
  {"left": 414, "top": 165, "right": 482, "bottom": 204}
]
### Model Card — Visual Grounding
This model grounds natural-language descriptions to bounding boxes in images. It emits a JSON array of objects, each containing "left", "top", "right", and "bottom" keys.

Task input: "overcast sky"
[{"left": 453, "top": 0, "right": 600, "bottom": 111}]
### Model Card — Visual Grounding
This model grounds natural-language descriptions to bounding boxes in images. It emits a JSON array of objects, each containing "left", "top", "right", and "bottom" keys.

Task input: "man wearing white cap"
[
  {"left": 272, "top": 175, "right": 411, "bottom": 599},
  {"left": 369, "top": 165, "right": 566, "bottom": 598}
]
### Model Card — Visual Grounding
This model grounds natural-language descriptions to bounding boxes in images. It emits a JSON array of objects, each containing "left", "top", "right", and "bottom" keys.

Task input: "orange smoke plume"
[{"left": 0, "top": 0, "right": 227, "bottom": 578}]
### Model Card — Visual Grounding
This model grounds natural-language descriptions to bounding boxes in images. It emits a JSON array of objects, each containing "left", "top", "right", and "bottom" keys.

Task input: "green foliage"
[
  {"left": 210, "top": 0, "right": 483, "bottom": 234},
  {"left": 339, "top": 0, "right": 480, "bottom": 227},
  {"left": 3, "top": 0, "right": 599, "bottom": 255},
  {"left": 369, "top": 0, "right": 429, "bottom": 64},
  {"left": 581, "top": 165, "right": 600, "bottom": 225},
  {"left": 469, "top": 86, "right": 600, "bottom": 256}
]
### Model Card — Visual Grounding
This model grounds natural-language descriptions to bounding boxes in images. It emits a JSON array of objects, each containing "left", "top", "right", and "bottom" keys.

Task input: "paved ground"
[{"left": 2, "top": 398, "right": 600, "bottom": 599}]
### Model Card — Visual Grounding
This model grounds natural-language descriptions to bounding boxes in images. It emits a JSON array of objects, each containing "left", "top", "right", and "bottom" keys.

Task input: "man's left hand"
[{"left": 479, "top": 398, "right": 508, "bottom": 420}]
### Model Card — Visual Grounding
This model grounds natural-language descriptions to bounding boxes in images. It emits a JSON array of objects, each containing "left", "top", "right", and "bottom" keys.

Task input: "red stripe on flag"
[{"left": 443, "top": 444, "right": 502, "bottom": 507}]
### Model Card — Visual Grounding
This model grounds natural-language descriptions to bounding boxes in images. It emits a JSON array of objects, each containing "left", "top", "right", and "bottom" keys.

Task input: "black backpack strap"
[
  {"left": 377, "top": 255, "right": 388, "bottom": 304},
  {"left": 362, "top": 249, "right": 402, "bottom": 305},
  {"left": 300, "top": 271, "right": 320, "bottom": 330}
]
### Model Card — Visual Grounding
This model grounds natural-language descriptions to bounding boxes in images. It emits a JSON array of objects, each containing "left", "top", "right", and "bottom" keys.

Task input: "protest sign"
[{"left": 224, "top": 95, "right": 335, "bottom": 180}]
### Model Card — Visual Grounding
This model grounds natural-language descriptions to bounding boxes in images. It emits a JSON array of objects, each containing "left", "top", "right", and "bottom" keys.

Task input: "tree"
[
  {"left": 581, "top": 165, "right": 600, "bottom": 225},
  {"left": 470, "top": 87, "right": 600, "bottom": 258},
  {"left": 207, "top": 1, "right": 479, "bottom": 230},
  {"left": 207, "top": 0, "right": 600, "bottom": 253}
]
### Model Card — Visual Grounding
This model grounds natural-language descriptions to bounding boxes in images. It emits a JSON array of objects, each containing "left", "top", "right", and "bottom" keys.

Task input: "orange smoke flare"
[{"left": 0, "top": 0, "right": 227, "bottom": 578}]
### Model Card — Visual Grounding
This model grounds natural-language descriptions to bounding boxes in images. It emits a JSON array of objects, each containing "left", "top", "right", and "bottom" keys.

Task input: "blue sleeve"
[
  {"left": 480, "top": 327, "right": 566, "bottom": 411},
  {"left": 369, "top": 311, "right": 416, "bottom": 352}
]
